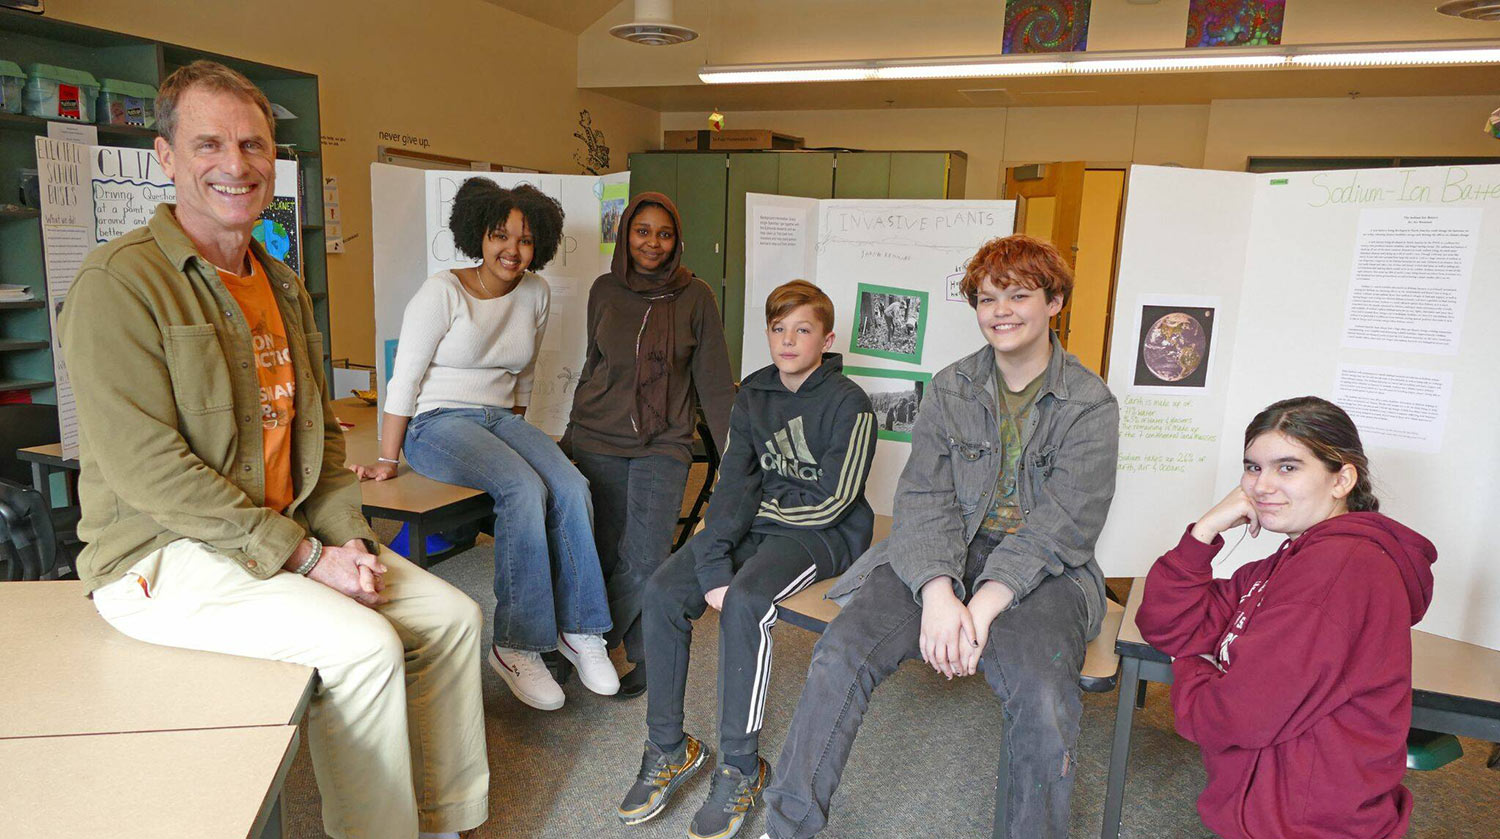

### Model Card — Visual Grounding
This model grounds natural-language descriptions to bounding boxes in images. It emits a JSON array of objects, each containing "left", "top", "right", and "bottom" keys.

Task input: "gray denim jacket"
[{"left": 827, "top": 333, "right": 1119, "bottom": 639}]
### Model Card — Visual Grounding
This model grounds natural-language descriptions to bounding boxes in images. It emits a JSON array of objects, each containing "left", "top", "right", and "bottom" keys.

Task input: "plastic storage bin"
[
  {"left": 0, "top": 61, "right": 23, "bottom": 115},
  {"left": 97, "top": 78, "right": 157, "bottom": 128},
  {"left": 23, "top": 63, "right": 100, "bottom": 122}
]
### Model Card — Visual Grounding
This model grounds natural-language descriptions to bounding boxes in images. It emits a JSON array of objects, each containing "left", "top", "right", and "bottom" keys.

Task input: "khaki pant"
[{"left": 91, "top": 540, "right": 489, "bottom": 838}]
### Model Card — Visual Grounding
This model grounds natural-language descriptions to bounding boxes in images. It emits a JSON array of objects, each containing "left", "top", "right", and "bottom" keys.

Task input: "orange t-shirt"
[{"left": 218, "top": 254, "right": 296, "bottom": 513}]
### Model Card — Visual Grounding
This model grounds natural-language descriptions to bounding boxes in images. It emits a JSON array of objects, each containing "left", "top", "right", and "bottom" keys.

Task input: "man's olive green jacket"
[{"left": 59, "top": 204, "right": 376, "bottom": 593}]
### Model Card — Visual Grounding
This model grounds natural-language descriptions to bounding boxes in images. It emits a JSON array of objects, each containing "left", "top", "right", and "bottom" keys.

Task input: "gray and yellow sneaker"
[
  {"left": 688, "top": 757, "right": 769, "bottom": 839},
  {"left": 617, "top": 735, "right": 710, "bottom": 826}
]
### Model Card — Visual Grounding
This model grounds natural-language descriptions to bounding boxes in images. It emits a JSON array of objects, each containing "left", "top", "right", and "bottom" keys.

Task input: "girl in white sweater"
[{"left": 354, "top": 179, "right": 616, "bottom": 710}]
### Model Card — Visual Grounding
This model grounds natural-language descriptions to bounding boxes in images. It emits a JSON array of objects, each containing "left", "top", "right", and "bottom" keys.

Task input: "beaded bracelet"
[{"left": 294, "top": 536, "right": 323, "bottom": 576}]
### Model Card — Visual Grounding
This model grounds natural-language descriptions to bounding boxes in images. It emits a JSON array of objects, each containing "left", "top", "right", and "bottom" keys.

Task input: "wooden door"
[{"left": 1002, "top": 161, "right": 1085, "bottom": 348}]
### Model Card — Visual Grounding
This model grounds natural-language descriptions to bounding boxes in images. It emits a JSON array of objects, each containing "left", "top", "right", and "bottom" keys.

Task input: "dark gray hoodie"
[{"left": 694, "top": 353, "right": 877, "bottom": 594}]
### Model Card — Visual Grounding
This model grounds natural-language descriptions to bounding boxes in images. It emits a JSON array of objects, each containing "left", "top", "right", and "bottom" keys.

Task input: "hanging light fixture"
[
  {"left": 1436, "top": 1, "right": 1500, "bottom": 22},
  {"left": 610, "top": 0, "right": 699, "bottom": 46},
  {"left": 699, "top": 41, "right": 1500, "bottom": 84}
]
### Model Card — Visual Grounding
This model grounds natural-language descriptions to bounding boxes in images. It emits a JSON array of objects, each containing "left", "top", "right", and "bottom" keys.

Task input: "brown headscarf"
[{"left": 614, "top": 192, "right": 694, "bottom": 442}]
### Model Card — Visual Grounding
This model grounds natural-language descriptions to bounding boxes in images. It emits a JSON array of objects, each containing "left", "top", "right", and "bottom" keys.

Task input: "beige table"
[
  {"left": 0, "top": 726, "right": 299, "bottom": 839},
  {"left": 0, "top": 581, "right": 314, "bottom": 739},
  {"left": 1102, "top": 577, "right": 1500, "bottom": 839},
  {"left": 1, "top": 582, "right": 315, "bottom": 838}
]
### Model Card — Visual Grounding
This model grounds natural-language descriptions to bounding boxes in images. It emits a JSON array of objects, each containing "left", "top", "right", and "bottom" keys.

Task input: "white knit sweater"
[{"left": 384, "top": 270, "right": 549, "bottom": 417}]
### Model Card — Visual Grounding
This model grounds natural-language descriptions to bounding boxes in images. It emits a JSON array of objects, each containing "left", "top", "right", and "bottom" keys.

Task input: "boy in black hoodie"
[{"left": 617, "top": 281, "right": 877, "bottom": 839}]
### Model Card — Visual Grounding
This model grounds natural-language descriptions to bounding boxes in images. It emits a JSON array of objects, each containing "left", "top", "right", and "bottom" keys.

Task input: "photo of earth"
[
  {"left": 1143, "top": 312, "right": 1206, "bottom": 382},
  {"left": 1133, "top": 304, "right": 1215, "bottom": 389}
]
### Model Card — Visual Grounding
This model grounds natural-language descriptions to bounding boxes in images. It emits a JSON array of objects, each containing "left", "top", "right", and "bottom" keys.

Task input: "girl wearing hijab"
[
  {"left": 565, "top": 193, "right": 736, "bottom": 698},
  {"left": 1137, "top": 396, "right": 1437, "bottom": 839}
]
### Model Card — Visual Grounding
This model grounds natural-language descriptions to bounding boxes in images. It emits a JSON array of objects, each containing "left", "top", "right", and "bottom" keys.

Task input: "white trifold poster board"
[
  {"left": 743, "top": 194, "right": 1018, "bottom": 516},
  {"left": 1099, "top": 163, "right": 1500, "bottom": 650},
  {"left": 35, "top": 137, "right": 299, "bottom": 459},
  {"left": 369, "top": 164, "right": 628, "bottom": 437}
]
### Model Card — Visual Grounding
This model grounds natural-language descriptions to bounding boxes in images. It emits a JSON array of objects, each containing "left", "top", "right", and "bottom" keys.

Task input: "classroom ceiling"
[
  {"left": 480, "top": 0, "right": 618, "bottom": 33},
  {"left": 587, "top": 64, "right": 1500, "bottom": 111}
]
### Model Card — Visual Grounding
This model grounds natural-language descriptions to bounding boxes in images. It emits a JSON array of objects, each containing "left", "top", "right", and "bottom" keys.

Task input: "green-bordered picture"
[
  {"left": 845, "top": 366, "right": 930, "bottom": 443},
  {"left": 599, "top": 181, "right": 628, "bottom": 254},
  {"left": 851, "top": 282, "right": 928, "bottom": 364}
]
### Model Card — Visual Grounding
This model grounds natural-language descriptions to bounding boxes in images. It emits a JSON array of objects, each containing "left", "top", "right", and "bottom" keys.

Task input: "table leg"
[
  {"left": 29, "top": 462, "right": 53, "bottom": 508},
  {"left": 259, "top": 795, "right": 284, "bottom": 839},
  {"left": 409, "top": 520, "right": 428, "bottom": 568},
  {"left": 1101, "top": 655, "right": 1142, "bottom": 839}
]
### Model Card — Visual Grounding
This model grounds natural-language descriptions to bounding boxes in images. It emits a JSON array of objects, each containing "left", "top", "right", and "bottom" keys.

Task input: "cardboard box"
[
  {"left": 663, "top": 130, "right": 710, "bottom": 150},
  {"left": 707, "top": 129, "right": 805, "bottom": 151}
]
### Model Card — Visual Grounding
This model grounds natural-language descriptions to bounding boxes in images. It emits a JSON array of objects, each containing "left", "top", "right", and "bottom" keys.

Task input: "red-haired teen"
[
  {"left": 760, "top": 236, "right": 1120, "bottom": 839},
  {"left": 1138, "top": 396, "right": 1436, "bottom": 839},
  {"left": 617, "top": 281, "right": 876, "bottom": 839}
]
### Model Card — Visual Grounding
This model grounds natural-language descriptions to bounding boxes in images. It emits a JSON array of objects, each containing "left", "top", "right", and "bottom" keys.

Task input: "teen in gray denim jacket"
[
  {"left": 827, "top": 329, "right": 1116, "bottom": 632},
  {"left": 761, "top": 235, "right": 1119, "bottom": 839}
]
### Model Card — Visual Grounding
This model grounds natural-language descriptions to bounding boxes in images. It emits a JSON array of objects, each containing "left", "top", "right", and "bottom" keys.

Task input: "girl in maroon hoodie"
[{"left": 1138, "top": 396, "right": 1436, "bottom": 839}]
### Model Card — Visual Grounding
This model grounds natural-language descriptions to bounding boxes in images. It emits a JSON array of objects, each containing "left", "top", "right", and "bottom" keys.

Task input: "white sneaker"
[
  {"left": 557, "top": 632, "right": 621, "bottom": 696},
  {"left": 489, "top": 644, "right": 565, "bottom": 710}
]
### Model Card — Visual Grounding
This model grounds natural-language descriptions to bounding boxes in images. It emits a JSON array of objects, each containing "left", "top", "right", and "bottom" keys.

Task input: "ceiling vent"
[
  {"left": 1436, "top": 1, "right": 1500, "bottom": 21},
  {"left": 610, "top": 0, "right": 699, "bottom": 46}
]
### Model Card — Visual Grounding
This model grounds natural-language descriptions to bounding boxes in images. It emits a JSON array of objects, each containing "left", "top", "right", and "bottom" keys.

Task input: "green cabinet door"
[
  {"left": 777, "top": 153, "right": 835, "bottom": 199},
  {"left": 888, "top": 153, "right": 951, "bottom": 199},
  {"left": 628, "top": 152, "right": 678, "bottom": 204},
  {"left": 674, "top": 154, "right": 728, "bottom": 305},
  {"left": 724, "top": 153, "right": 781, "bottom": 372},
  {"left": 833, "top": 152, "right": 890, "bottom": 199}
]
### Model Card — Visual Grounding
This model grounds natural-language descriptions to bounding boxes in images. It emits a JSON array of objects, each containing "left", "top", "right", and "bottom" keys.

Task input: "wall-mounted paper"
[
  {"left": 1332, "top": 365, "right": 1452, "bottom": 454},
  {"left": 1340, "top": 207, "right": 1478, "bottom": 356}
]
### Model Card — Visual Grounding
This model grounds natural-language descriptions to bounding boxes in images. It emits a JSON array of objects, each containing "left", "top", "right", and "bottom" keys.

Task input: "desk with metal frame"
[
  {"left": 0, "top": 726, "right": 300, "bottom": 839},
  {"left": 0, "top": 581, "right": 315, "bottom": 839},
  {"left": 1102, "top": 578, "right": 1500, "bottom": 839}
]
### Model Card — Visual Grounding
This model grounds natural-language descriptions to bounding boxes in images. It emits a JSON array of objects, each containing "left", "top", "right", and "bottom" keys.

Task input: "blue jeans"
[
  {"left": 571, "top": 449, "right": 690, "bottom": 664},
  {"left": 404, "top": 408, "right": 611, "bottom": 651}
]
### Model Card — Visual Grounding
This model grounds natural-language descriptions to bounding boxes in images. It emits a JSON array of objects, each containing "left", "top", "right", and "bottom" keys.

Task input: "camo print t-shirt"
[{"left": 977, "top": 366, "right": 1043, "bottom": 537}]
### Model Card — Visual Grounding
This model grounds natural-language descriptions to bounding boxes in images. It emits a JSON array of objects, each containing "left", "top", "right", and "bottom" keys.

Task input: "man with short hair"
[{"left": 60, "top": 60, "right": 488, "bottom": 839}]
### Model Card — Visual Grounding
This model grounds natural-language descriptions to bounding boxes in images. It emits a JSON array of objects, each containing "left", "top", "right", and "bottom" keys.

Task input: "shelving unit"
[{"left": 0, "top": 8, "right": 331, "bottom": 402}]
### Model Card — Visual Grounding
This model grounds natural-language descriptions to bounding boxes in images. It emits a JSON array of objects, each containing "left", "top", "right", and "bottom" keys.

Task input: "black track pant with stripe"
[{"left": 642, "top": 530, "right": 833, "bottom": 761}]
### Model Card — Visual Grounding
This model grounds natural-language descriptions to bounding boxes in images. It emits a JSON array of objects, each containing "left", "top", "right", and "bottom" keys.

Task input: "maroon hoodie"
[{"left": 1137, "top": 512, "right": 1436, "bottom": 839}]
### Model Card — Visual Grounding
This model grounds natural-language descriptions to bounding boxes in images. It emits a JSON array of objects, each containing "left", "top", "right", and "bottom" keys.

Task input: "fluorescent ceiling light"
[
  {"left": 698, "top": 67, "right": 876, "bottom": 84},
  {"left": 1070, "top": 55, "right": 1286, "bottom": 73},
  {"left": 875, "top": 61, "right": 1067, "bottom": 79},
  {"left": 1290, "top": 48, "right": 1500, "bottom": 67},
  {"left": 699, "top": 42, "right": 1500, "bottom": 84}
]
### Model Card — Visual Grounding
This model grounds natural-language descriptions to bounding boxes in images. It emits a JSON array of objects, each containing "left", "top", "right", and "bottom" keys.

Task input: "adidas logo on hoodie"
[{"left": 760, "top": 416, "right": 823, "bottom": 482}]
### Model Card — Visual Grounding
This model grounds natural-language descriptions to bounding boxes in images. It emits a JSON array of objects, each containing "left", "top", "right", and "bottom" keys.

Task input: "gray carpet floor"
[{"left": 281, "top": 528, "right": 1499, "bottom": 838}]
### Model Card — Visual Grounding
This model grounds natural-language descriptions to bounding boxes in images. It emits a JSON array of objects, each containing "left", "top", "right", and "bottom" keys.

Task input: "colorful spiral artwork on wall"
[
  {"left": 1186, "top": 0, "right": 1286, "bottom": 48},
  {"left": 1002, "top": 0, "right": 1092, "bottom": 55}
]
